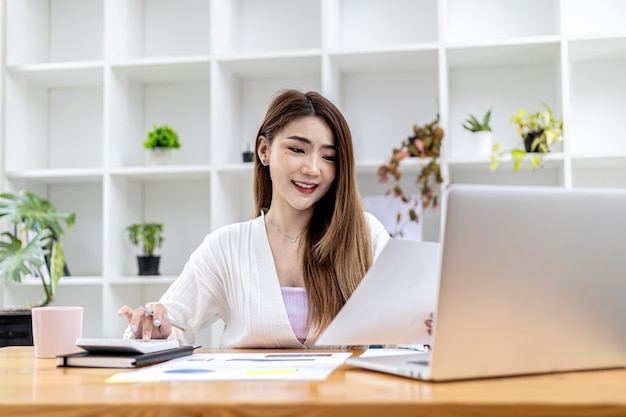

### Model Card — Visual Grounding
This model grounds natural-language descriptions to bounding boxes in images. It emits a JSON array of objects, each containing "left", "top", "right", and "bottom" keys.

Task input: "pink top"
[{"left": 280, "top": 286, "right": 309, "bottom": 343}]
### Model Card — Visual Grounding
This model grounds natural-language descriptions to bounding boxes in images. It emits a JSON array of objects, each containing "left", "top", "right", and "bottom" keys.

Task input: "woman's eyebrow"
[{"left": 287, "top": 135, "right": 337, "bottom": 150}]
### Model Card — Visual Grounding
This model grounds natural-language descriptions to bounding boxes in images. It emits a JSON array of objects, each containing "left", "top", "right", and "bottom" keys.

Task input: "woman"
[{"left": 118, "top": 89, "right": 391, "bottom": 348}]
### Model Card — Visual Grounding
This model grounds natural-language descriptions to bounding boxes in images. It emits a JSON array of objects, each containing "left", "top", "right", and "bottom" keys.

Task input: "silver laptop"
[{"left": 339, "top": 184, "right": 626, "bottom": 381}]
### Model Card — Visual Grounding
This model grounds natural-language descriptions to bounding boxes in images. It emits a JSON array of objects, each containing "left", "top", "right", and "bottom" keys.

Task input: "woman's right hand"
[{"left": 117, "top": 303, "right": 173, "bottom": 341}]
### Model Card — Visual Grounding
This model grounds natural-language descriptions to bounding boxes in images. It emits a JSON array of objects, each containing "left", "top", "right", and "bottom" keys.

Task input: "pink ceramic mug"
[{"left": 31, "top": 306, "right": 84, "bottom": 358}]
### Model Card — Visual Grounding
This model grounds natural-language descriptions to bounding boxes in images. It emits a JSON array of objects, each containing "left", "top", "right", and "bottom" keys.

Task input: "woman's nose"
[{"left": 302, "top": 155, "right": 321, "bottom": 176}]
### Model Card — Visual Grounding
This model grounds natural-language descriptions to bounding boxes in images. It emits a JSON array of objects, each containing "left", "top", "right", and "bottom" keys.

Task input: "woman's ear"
[{"left": 257, "top": 136, "right": 269, "bottom": 165}]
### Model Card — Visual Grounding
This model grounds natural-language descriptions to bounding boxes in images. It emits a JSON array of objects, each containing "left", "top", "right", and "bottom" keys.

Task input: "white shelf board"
[
  {"left": 217, "top": 51, "right": 322, "bottom": 78},
  {"left": 5, "top": 168, "right": 104, "bottom": 184},
  {"left": 569, "top": 36, "right": 626, "bottom": 62},
  {"left": 329, "top": 46, "right": 439, "bottom": 73},
  {"left": 111, "top": 56, "right": 212, "bottom": 83},
  {"left": 110, "top": 165, "right": 212, "bottom": 181},
  {"left": 7, "top": 276, "right": 103, "bottom": 286},
  {"left": 570, "top": 154, "right": 626, "bottom": 168},
  {"left": 6, "top": 61, "right": 104, "bottom": 87},
  {"left": 214, "top": 164, "right": 254, "bottom": 180},
  {"left": 357, "top": 157, "right": 437, "bottom": 175},
  {"left": 108, "top": 276, "right": 178, "bottom": 285},
  {"left": 446, "top": 38, "right": 561, "bottom": 68}
]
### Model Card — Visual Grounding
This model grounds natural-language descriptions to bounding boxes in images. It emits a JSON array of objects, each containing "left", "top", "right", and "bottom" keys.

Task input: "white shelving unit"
[{"left": 2, "top": 0, "right": 626, "bottom": 347}]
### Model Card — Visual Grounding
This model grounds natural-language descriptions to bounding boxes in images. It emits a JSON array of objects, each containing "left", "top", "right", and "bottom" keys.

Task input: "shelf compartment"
[
  {"left": 331, "top": 49, "right": 439, "bottom": 164},
  {"left": 565, "top": 0, "right": 626, "bottom": 38},
  {"left": 108, "top": 67, "right": 211, "bottom": 167},
  {"left": 6, "top": 0, "right": 104, "bottom": 66},
  {"left": 212, "top": 0, "right": 321, "bottom": 55},
  {"left": 571, "top": 156, "right": 626, "bottom": 188},
  {"left": 448, "top": 158, "right": 565, "bottom": 187},
  {"left": 2, "top": 179, "right": 103, "bottom": 277},
  {"left": 5, "top": 72, "right": 104, "bottom": 171},
  {"left": 210, "top": 171, "right": 254, "bottom": 230},
  {"left": 109, "top": 176, "right": 211, "bottom": 277},
  {"left": 333, "top": 0, "right": 438, "bottom": 50},
  {"left": 107, "top": 0, "right": 211, "bottom": 60},
  {"left": 2, "top": 284, "right": 103, "bottom": 337},
  {"left": 446, "top": 42, "right": 562, "bottom": 160},
  {"left": 446, "top": 0, "right": 560, "bottom": 43},
  {"left": 211, "top": 57, "right": 322, "bottom": 165},
  {"left": 568, "top": 38, "right": 626, "bottom": 156}
]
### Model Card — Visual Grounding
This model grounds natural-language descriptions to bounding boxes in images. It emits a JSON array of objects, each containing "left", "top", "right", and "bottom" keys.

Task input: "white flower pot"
[
  {"left": 147, "top": 148, "right": 174, "bottom": 165},
  {"left": 472, "top": 131, "right": 493, "bottom": 157}
]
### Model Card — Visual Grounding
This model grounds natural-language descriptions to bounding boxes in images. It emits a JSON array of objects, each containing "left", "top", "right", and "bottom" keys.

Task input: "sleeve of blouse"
[{"left": 158, "top": 232, "right": 228, "bottom": 346}]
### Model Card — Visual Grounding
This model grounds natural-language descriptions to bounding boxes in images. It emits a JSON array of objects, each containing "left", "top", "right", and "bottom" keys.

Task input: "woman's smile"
[{"left": 293, "top": 181, "right": 318, "bottom": 194}]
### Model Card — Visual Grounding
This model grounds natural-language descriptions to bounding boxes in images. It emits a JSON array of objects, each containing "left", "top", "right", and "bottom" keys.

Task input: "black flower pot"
[
  {"left": 137, "top": 255, "right": 161, "bottom": 276},
  {"left": 0, "top": 310, "right": 33, "bottom": 347},
  {"left": 523, "top": 132, "right": 548, "bottom": 153},
  {"left": 242, "top": 151, "right": 254, "bottom": 163}
]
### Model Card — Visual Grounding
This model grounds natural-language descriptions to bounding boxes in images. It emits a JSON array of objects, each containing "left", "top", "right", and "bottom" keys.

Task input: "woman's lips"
[{"left": 293, "top": 181, "right": 317, "bottom": 194}]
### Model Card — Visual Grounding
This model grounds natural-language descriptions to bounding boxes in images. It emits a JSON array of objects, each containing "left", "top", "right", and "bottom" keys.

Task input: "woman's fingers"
[
  {"left": 425, "top": 312, "right": 434, "bottom": 335},
  {"left": 117, "top": 305, "right": 134, "bottom": 321},
  {"left": 117, "top": 304, "right": 172, "bottom": 340}
]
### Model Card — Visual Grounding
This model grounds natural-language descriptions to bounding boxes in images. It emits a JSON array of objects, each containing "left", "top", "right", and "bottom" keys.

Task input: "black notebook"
[{"left": 57, "top": 345, "right": 194, "bottom": 368}]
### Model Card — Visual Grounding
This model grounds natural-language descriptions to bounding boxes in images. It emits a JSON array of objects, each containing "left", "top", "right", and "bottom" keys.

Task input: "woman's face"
[{"left": 258, "top": 115, "right": 337, "bottom": 214}]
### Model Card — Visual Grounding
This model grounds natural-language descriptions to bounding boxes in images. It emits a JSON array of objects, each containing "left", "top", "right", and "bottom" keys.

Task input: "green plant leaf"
[
  {"left": 0, "top": 190, "right": 75, "bottom": 239},
  {"left": 0, "top": 230, "right": 51, "bottom": 284},
  {"left": 43, "top": 242, "right": 65, "bottom": 305},
  {"left": 511, "top": 149, "right": 526, "bottom": 160},
  {"left": 144, "top": 125, "right": 181, "bottom": 149},
  {"left": 531, "top": 155, "right": 542, "bottom": 168},
  {"left": 126, "top": 223, "right": 164, "bottom": 256},
  {"left": 482, "top": 109, "right": 492, "bottom": 130}
]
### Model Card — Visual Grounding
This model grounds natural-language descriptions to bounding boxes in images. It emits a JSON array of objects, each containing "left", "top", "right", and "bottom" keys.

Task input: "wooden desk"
[{"left": 2, "top": 346, "right": 626, "bottom": 417}]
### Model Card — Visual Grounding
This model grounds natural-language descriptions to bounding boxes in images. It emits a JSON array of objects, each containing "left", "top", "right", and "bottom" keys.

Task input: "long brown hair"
[{"left": 253, "top": 89, "right": 373, "bottom": 337}]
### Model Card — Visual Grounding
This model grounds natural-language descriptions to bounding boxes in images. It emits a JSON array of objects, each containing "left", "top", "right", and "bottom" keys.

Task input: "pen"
[{"left": 139, "top": 306, "right": 188, "bottom": 332}]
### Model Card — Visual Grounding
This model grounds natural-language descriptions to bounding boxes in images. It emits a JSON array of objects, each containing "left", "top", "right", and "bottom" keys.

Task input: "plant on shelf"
[
  {"left": 462, "top": 108, "right": 492, "bottom": 133},
  {"left": 378, "top": 115, "right": 444, "bottom": 236},
  {"left": 144, "top": 125, "right": 181, "bottom": 150},
  {"left": 462, "top": 108, "right": 493, "bottom": 156},
  {"left": 0, "top": 190, "right": 76, "bottom": 308},
  {"left": 126, "top": 222, "right": 164, "bottom": 276},
  {"left": 242, "top": 142, "right": 254, "bottom": 163},
  {"left": 490, "top": 103, "right": 563, "bottom": 172}
]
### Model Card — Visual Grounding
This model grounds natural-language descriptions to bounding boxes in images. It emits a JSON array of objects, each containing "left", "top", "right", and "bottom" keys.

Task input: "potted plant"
[
  {"left": 144, "top": 125, "right": 181, "bottom": 164},
  {"left": 242, "top": 143, "right": 254, "bottom": 163},
  {"left": 126, "top": 222, "right": 164, "bottom": 276},
  {"left": 462, "top": 108, "right": 493, "bottom": 156},
  {"left": 490, "top": 103, "right": 563, "bottom": 172},
  {"left": 0, "top": 190, "right": 75, "bottom": 346},
  {"left": 377, "top": 115, "right": 444, "bottom": 236}
]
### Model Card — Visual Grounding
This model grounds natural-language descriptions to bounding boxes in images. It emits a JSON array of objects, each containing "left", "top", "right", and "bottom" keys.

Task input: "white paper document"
[
  {"left": 106, "top": 352, "right": 352, "bottom": 383},
  {"left": 315, "top": 240, "right": 440, "bottom": 347}
]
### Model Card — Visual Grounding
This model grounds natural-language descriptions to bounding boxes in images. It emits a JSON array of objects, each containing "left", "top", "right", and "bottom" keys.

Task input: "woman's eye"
[
  {"left": 323, "top": 155, "right": 337, "bottom": 162},
  {"left": 289, "top": 147, "right": 304, "bottom": 154}
]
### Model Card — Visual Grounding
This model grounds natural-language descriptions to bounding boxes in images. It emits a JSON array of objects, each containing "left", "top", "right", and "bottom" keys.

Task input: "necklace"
[{"left": 265, "top": 214, "right": 305, "bottom": 243}]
